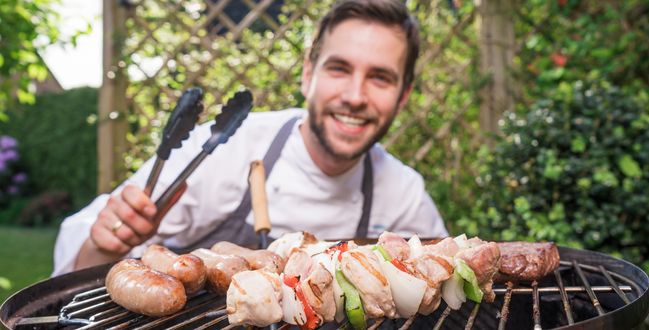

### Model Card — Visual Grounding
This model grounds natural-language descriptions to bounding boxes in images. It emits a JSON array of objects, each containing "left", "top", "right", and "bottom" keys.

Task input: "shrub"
[
  {"left": 459, "top": 80, "right": 649, "bottom": 271},
  {"left": 0, "top": 87, "right": 98, "bottom": 216}
]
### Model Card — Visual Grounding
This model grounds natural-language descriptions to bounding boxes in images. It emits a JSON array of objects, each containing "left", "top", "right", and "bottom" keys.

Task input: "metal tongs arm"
[
  {"left": 144, "top": 88, "right": 204, "bottom": 197},
  {"left": 153, "top": 90, "right": 253, "bottom": 220}
]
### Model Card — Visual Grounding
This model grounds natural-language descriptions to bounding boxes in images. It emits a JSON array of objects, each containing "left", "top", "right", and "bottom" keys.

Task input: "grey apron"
[{"left": 177, "top": 116, "right": 373, "bottom": 251}]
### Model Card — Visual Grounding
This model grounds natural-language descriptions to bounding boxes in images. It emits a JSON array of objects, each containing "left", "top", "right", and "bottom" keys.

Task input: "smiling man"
[{"left": 53, "top": 0, "right": 448, "bottom": 275}]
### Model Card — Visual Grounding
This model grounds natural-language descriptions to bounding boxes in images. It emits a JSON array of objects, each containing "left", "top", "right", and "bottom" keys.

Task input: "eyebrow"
[{"left": 324, "top": 55, "right": 400, "bottom": 82}]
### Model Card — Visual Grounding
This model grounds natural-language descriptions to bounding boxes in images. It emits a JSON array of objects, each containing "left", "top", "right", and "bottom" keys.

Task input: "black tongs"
[
  {"left": 153, "top": 90, "right": 254, "bottom": 220},
  {"left": 145, "top": 87, "right": 204, "bottom": 197}
]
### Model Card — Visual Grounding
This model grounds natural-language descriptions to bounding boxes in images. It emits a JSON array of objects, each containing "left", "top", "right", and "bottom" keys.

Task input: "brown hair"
[{"left": 308, "top": 0, "right": 420, "bottom": 89}]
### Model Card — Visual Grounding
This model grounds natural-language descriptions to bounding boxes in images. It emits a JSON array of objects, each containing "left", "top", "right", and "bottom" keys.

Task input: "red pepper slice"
[
  {"left": 283, "top": 274, "right": 299, "bottom": 288},
  {"left": 391, "top": 259, "right": 409, "bottom": 274},
  {"left": 295, "top": 284, "right": 320, "bottom": 330},
  {"left": 326, "top": 241, "right": 349, "bottom": 261}
]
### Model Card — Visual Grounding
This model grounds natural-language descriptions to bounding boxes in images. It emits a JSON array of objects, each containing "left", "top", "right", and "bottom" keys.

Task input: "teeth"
[{"left": 333, "top": 114, "right": 366, "bottom": 126}]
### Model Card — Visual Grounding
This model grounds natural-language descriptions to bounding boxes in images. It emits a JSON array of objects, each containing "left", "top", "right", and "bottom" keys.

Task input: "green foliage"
[
  {"left": 515, "top": 0, "right": 649, "bottom": 100},
  {"left": 0, "top": 0, "right": 61, "bottom": 118},
  {"left": 0, "top": 88, "right": 98, "bottom": 216},
  {"left": 460, "top": 80, "right": 649, "bottom": 271}
]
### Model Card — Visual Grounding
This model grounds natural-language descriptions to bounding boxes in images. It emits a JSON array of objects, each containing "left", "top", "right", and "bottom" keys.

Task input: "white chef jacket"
[{"left": 52, "top": 108, "right": 447, "bottom": 276}]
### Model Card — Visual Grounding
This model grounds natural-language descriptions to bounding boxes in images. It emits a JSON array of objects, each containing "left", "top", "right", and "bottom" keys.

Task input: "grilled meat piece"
[
  {"left": 284, "top": 249, "right": 314, "bottom": 280},
  {"left": 226, "top": 270, "right": 283, "bottom": 326},
  {"left": 191, "top": 248, "right": 251, "bottom": 294},
  {"left": 340, "top": 247, "right": 397, "bottom": 318},
  {"left": 300, "top": 262, "right": 336, "bottom": 322},
  {"left": 268, "top": 231, "right": 319, "bottom": 259},
  {"left": 405, "top": 253, "right": 453, "bottom": 315},
  {"left": 378, "top": 231, "right": 410, "bottom": 261},
  {"left": 455, "top": 238, "right": 501, "bottom": 302},
  {"left": 494, "top": 242, "right": 560, "bottom": 283},
  {"left": 211, "top": 241, "right": 285, "bottom": 274}
]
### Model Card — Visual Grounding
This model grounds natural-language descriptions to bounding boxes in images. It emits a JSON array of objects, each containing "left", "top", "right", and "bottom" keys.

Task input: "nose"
[{"left": 341, "top": 76, "right": 367, "bottom": 110}]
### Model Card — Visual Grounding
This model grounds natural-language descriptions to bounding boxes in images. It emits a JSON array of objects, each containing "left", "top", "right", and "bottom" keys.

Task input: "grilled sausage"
[
  {"left": 105, "top": 259, "right": 186, "bottom": 317},
  {"left": 191, "top": 248, "right": 251, "bottom": 294},
  {"left": 211, "top": 241, "right": 285, "bottom": 274},
  {"left": 141, "top": 244, "right": 207, "bottom": 295}
]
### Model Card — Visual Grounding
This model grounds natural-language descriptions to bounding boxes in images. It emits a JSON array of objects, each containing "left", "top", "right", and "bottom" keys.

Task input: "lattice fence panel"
[{"left": 112, "top": 0, "right": 482, "bottom": 225}]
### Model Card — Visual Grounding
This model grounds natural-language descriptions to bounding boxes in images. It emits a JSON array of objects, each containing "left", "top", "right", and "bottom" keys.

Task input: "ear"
[
  {"left": 396, "top": 83, "right": 413, "bottom": 112},
  {"left": 300, "top": 53, "right": 314, "bottom": 98}
]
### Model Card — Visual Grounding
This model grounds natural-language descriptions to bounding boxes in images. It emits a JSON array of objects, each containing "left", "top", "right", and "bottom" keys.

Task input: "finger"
[
  {"left": 107, "top": 194, "right": 156, "bottom": 238},
  {"left": 90, "top": 220, "right": 131, "bottom": 255},
  {"left": 98, "top": 208, "right": 143, "bottom": 247},
  {"left": 122, "top": 184, "right": 157, "bottom": 218}
]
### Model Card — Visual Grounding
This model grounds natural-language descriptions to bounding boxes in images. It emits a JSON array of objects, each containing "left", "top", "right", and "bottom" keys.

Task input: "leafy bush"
[
  {"left": 459, "top": 80, "right": 649, "bottom": 271},
  {"left": 0, "top": 87, "right": 98, "bottom": 217}
]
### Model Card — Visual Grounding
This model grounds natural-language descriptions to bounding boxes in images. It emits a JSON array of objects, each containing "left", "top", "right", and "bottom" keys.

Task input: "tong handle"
[
  {"left": 144, "top": 158, "right": 165, "bottom": 197},
  {"left": 249, "top": 160, "right": 272, "bottom": 234}
]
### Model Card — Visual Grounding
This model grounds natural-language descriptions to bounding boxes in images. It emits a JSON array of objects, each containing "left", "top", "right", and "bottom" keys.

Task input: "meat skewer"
[{"left": 226, "top": 231, "right": 503, "bottom": 329}]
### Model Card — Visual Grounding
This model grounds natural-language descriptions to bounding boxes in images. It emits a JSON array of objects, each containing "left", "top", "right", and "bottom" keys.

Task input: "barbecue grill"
[{"left": 2, "top": 246, "right": 648, "bottom": 329}]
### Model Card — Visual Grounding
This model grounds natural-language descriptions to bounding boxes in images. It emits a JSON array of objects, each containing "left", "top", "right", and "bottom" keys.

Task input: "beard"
[{"left": 307, "top": 101, "right": 397, "bottom": 161}]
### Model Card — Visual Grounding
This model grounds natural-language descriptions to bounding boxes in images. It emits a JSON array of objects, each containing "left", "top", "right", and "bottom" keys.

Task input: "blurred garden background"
[{"left": 1, "top": 0, "right": 648, "bottom": 313}]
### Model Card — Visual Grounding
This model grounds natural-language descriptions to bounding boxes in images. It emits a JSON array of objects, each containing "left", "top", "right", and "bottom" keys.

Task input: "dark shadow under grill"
[{"left": 3, "top": 246, "right": 648, "bottom": 330}]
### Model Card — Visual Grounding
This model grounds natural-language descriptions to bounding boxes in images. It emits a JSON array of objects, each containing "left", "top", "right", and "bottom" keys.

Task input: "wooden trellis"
[{"left": 98, "top": 0, "right": 513, "bottom": 205}]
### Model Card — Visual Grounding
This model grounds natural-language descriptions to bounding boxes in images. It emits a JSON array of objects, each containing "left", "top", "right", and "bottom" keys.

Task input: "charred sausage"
[
  {"left": 141, "top": 244, "right": 207, "bottom": 295},
  {"left": 191, "top": 248, "right": 251, "bottom": 294},
  {"left": 211, "top": 241, "right": 285, "bottom": 274},
  {"left": 105, "top": 259, "right": 186, "bottom": 317}
]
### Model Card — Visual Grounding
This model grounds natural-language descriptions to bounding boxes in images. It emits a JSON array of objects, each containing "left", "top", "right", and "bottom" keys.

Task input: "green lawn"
[{"left": 0, "top": 225, "right": 59, "bottom": 304}]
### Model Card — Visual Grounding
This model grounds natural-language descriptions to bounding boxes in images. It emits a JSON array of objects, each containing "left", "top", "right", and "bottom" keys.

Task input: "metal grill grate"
[{"left": 12, "top": 260, "right": 641, "bottom": 330}]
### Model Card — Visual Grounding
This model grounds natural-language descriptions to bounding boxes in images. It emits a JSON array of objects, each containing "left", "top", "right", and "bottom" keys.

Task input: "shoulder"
[{"left": 193, "top": 108, "right": 305, "bottom": 140}]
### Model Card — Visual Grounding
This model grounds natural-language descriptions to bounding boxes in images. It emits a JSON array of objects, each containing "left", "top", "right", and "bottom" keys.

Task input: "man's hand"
[
  {"left": 74, "top": 184, "right": 159, "bottom": 270},
  {"left": 91, "top": 184, "right": 158, "bottom": 254}
]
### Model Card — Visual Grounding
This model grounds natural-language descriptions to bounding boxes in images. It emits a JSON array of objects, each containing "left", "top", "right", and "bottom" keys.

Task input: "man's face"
[{"left": 301, "top": 19, "right": 412, "bottom": 161}]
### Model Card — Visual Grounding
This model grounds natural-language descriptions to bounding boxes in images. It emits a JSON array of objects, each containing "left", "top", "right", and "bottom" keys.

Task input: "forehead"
[{"left": 318, "top": 19, "right": 408, "bottom": 75}]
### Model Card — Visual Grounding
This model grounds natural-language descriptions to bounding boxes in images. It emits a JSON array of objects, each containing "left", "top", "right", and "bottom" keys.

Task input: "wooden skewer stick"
[{"left": 249, "top": 160, "right": 272, "bottom": 248}]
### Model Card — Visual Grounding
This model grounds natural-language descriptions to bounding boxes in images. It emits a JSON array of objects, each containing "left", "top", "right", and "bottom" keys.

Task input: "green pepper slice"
[{"left": 335, "top": 269, "right": 366, "bottom": 330}]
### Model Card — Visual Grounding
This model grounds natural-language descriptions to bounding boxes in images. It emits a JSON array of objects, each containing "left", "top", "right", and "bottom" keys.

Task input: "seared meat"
[
  {"left": 226, "top": 270, "right": 283, "bottom": 326},
  {"left": 340, "top": 247, "right": 396, "bottom": 318},
  {"left": 423, "top": 237, "right": 459, "bottom": 260},
  {"left": 211, "top": 241, "right": 285, "bottom": 274},
  {"left": 284, "top": 249, "right": 314, "bottom": 279},
  {"left": 405, "top": 253, "right": 453, "bottom": 315},
  {"left": 455, "top": 239, "right": 501, "bottom": 302},
  {"left": 378, "top": 231, "right": 410, "bottom": 261},
  {"left": 191, "top": 248, "right": 251, "bottom": 294},
  {"left": 494, "top": 242, "right": 560, "bottom": 283},
  {"left": 300, "top": 263, "right": 336, "bottom": 322},
  {"left": 268, "top": 231, "right": 319, "bottom": 259}
]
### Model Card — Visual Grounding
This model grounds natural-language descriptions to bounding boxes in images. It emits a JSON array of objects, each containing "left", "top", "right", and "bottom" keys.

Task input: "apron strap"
[{"left": 174, "top": 115, "right": 373, "bottom": 252}]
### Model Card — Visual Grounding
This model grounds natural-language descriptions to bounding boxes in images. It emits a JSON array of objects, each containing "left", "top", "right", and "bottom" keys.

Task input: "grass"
[{"left": 0, "top": 225, "right": 59, "bottom": 304}]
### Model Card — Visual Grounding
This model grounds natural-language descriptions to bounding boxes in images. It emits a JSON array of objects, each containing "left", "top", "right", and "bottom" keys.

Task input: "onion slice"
[
  {"left": 375, "top": 257, "right": 426, "bottom": 318},
  {"left": 407, "top": 235, "right": 424, "bottom": 259},
  {"left": 442, "top": 271, "right": 466, "bottom": 310}
]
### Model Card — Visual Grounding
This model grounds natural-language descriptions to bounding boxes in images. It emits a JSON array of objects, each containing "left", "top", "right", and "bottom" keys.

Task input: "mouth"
[{"left": 331, "top": 113, "right": 370, "bottom": 131}]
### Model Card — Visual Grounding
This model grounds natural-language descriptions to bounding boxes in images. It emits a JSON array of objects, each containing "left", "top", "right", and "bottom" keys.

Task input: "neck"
[{"left": 299, "top": 123, "right": 360, "bottom": 176}]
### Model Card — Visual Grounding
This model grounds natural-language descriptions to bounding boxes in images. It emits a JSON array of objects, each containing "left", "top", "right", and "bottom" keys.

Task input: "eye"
[
  {"left": 371, "top": 73, "right": 395, "bottom": 86},
  {"left": 327, "top": 64, "right": 348, "bottom": 73}
]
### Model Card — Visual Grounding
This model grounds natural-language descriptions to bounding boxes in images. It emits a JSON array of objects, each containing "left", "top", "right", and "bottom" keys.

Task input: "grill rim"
[{"left": 2, "top": 246, "right": 648, "bottom": 330}]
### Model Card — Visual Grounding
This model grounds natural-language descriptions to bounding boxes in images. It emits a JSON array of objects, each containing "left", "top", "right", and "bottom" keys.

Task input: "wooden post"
[
  {"left": 97, "top": 0, "right": 129, "bottom": 193},
  {"left": 476, "top": 0, "right": 515, "bottom": 139}
]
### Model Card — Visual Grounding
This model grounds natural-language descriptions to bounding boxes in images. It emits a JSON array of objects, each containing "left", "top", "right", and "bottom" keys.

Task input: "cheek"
[{"left": 368, "top": 89, "right": 401, "bottom": 115}]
